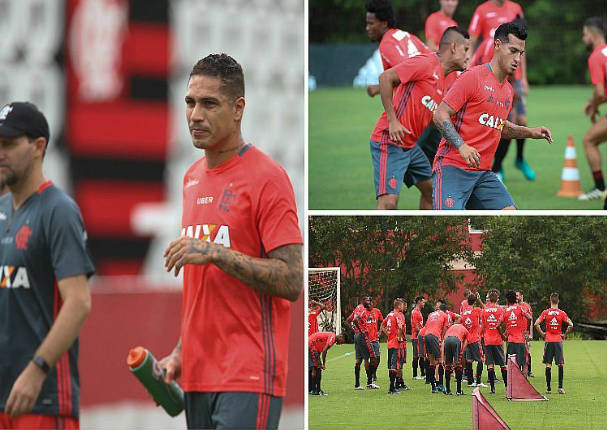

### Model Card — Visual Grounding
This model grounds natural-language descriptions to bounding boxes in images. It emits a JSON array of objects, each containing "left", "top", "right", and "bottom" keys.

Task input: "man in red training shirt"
[
  {"left": 309, "top": 332, "right": 345, "bottom": 396},
  {"left": 161, "top": 54, "right": 303, "bottom": 430},
  {"left": 442, "top": 323, "right": 470, "bottom": 395}
]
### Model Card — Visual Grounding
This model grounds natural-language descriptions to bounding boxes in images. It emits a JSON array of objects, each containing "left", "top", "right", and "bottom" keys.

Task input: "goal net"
[{"left": 308, "top": 267, "right": 341, "bottom": 335}]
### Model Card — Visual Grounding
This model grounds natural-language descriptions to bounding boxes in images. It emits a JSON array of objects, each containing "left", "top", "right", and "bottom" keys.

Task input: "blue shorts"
[
  {"left": 370, "top": 139, "right": 432, "bottom": 198},
  {"left": 513, "top": 79, "right": 526, "bottom": 116},
  {"left": 432, "top": 165, "right": 516, "bottom": 210}
]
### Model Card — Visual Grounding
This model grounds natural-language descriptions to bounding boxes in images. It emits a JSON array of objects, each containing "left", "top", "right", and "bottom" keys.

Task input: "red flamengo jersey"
[
  {"left": 504, "top": 304, "right": 526, "bottom": 343},
  {"left": 425, "top": 310, "right": 448, "bottom": 338},
  {"left": 482, "top": 304, "right": 504, "bottom": 346},
  {"left": 379, "top": 28, "right": 432, "bottom": 70},
  {"left": 308, "top": 308, "right": 320, "bottom": 336},
  {"left": 444, "top": 71, "right": 464, "bottom": 92},
  {"left": 447, "top": 310, "right": 460, "bottom": 327},
  {"left": 349, "top": 304, "right": 371, "bottom": 333},
  {"left": 371, "top": 53, "right": 445, "bottom": 149},
  {"left": 309, "top": 332, "right": 336, "bottom": 353},
  {"left": 444, "top": 323, "right": 470, "bottom": 343},
  {"left": 383, "top": 311, "right": 403, "bottom": 348},
  {"left": 180, "top": 144, "right": 302, "bottom": 397},
  {"left": 588, "top": 43, "right": 607, "bottom": 94},
  {"left": 538, "top": 308, "right": 569, "bottom": 342},
  {"left": 425, "top": 11, "right": 458, "bottom": 49},
  {"left": 411, "top": 307, "right": 424, "bottom": 337},
  {"left": 366, "top": 308, "right": 383, "bottom": 341},
  {"left": 519, "top": 301, "right": 532, "bottom": 332},
  {"left": 462, "top": 307, "right": 483, "bottom": 343},
  {"left": 434, "top": 64, "right": 514, "bottom": 172},
  {"left": 469, "top": 1, "right": 524, "bottom": 41},
  {"left": 419, "top": 325, "right": 427, "bottom": 337}
]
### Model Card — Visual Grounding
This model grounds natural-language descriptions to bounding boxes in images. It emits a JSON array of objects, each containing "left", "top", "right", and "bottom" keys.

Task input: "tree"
[{"left": 471, "top": 216, "right": 607, "bottom": 326}]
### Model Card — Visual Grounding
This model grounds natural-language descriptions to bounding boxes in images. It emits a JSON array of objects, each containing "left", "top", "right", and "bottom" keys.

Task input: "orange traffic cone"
[{"left": 557, "top": 135, "right": 583, "bottom": 198}]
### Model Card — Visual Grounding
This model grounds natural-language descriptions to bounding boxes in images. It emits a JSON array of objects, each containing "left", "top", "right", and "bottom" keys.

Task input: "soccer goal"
[{"left": 308, "top": 267, "right": 341, "bottom": 335}]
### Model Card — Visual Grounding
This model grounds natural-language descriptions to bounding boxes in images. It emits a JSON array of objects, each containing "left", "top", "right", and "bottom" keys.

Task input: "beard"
[{"left": 0, "top": 169, "right": 17, "bottom": 188}]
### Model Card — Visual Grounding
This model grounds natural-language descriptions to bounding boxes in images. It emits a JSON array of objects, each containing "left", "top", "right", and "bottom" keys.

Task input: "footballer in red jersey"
[
  {"left": 308, "top": 300, "right": 325, "bottom": 336},
  {"left": 411, "top": 296, "right": 426, "bottom": 379},
  {"left": 442, "top": 323, "right": 470, "bottom": 395},
  {"left": 423, "top": 300, "right": 449, "bottom": 393},
  {"left": 368, "top": 304, "right": 384, "bottom": 383},
  {"left": 425, "top": 0, "right": 458, "bottom": 52},
  {"left": 371, "top": 27, "right": 469, "bottom": 210},
  {"left": 481, "top": 289, "right": 507, "bottom": 394},
  {"left": 462, "top": 294, "right": 486, "bottom": 387},
  {"left": 161, "top": 54, "right": 303, "bottom": 430},
  {"left": 580, "top": 17, "right": 607, "bottom": 202},
  {"left": 381, "top": 299, "right": 407, "bottom": 394},
  {"left": 534, "top": 293, "right": 574, "bottom": 394},
  {"left": 503, "top": 291, "right": 532, "bottom": 371},
  {"left": 365, "top": 0, "right": 432, "bottom": 97},
  {"left": 309, "top": 332, "right": 345, "bottom": 396},
  {"left": 433, "top": 21, "right": 553, "bottom": 210},
  {"left": 345, "top": 297, "right": 377, "bottom": 389},
  {"left": 516, "top": 290, "right": 534, "bottom": 376}
]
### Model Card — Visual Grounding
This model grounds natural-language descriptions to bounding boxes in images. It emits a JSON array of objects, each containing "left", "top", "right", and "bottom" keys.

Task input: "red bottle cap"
[{"left": 127, "top": 346, "right": 147, "bottom": 368}]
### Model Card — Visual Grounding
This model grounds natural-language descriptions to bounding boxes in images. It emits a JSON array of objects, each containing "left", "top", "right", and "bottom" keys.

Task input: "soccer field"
[
  {"left": 308, "top": 340, "right": 607, "bottom": 429},
  {"left": 309, "top": 86, "right": 606, "bottom": 210}
]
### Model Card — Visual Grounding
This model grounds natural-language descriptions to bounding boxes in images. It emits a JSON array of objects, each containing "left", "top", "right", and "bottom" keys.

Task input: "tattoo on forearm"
[
  {"left": 214, "top": 244, "right": 303, "bottom": 302},
  {"left": 436, "top": 120, "right": 465, "bottom": 149},
  {"left": 501, "top": 122, "right": 528, "bottom": 140}
]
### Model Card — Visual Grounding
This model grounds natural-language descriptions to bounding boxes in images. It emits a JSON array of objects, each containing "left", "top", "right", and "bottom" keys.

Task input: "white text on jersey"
[{"left": 181, "top": 224, "right": 231, "bottom": 248}]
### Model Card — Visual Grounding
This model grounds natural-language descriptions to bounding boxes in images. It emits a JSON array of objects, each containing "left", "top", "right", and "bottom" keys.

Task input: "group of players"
[
  {"left": 364, "top": 0, "right": 607, "bottom": 209},
  {"left": 308, "top": 288, "right": 574, "bottom": 398}
]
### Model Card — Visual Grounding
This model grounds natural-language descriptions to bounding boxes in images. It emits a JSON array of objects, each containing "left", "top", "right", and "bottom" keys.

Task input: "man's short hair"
[
  {"left": 550, "top": 292, "right": 560, "bottom": 304},
  {"left": 494, "top": 20, "right": 527, "bottom": 45},
  {"left": 488, "top": 289, "right": 499, "bottom": 302},
  {"left": 415, "top": 295, "right": 424, "bottom": 304},
  {"left": 463, "top": 288, "right": 472, "bottom": 297},
  {"left": 584, "top": 16, "right": 606, "bottom": 37},
  {"left": 365, "top": 0, "right": 396, "bottom": 28},
  {"left": 394, "top": 298, "right": 402, "bottom": 307},
  {"left": 439, "top": 303, "right": 448, "bottom": 312},
  {"left": 189, "top": 53, "right": 245, "bottom": 100},
  {"left": 439, "top": 26, "right": 470, "bottom": 51},
  {"left": 505, "top": 290, "right": 517, "bottom": 305},
  {"left": 467, "top": 294, "right": 477, "bottom": 305}
]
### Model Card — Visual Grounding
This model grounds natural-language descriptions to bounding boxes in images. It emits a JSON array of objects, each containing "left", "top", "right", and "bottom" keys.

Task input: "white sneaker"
[
  {"left": 414, "top": 376, "right": 425, "bottom": 380},
  {"left": 578, "top": 188, "right": 607, "bottom": 200},
  {"left": 355, "top": 385, "right": 365, "bottom": 390},
  {"left": 467, "top": 382, "right": 477, "bottom": 387},
  {"left": 476, "top": 382, "right": 488, "bottom": 388},
  {"left": 558, "top": 388, "right": 565, "bottom": 394},
  {"left": 367, "top": 383, "right": 380, "bottom": 389}
]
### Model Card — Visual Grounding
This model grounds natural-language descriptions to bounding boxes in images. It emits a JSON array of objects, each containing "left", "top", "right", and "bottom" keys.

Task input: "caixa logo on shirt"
[
  {"left": 421, "top": 95, "right": 439, "bottom": 113},
  {"left": 478, "top": 113, "right": 505, "bottom": 130},
  {"left": 0, "top": 265, "right": 30, "bottom": 289},
  {"left": 181, "top": 224, "right": 231, "bottom": 248}
]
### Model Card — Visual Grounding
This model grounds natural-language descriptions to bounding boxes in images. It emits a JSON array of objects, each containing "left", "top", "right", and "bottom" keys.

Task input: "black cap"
[{"left": 0, "top": 102, "right": 50, "bottom": 143}]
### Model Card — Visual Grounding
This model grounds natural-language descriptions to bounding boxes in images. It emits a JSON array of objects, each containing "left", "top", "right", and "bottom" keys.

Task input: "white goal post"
[{"left": 308, "top": 267, "right": 341, "bottom": 335}]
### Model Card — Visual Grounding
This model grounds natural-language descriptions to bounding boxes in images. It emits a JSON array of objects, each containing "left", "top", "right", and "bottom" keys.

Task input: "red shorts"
[{"left": 0, "top": 413, "right": 79, "bottom": 429}]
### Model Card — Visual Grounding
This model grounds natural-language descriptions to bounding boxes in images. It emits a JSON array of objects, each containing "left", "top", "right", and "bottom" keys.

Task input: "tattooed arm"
[
  {"left": 164, "top": 237, "right": 303, "bottom": 302},
  {"left": 433, "top": 101, "right": 481, "bottom": 168},
  {"left": 501, "top": 120, "right": 553, "bottom": 143}
]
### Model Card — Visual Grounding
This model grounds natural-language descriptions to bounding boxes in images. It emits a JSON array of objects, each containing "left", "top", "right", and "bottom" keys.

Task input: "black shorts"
[
  {"left": 354, "top": 332, "right": 377, "bottom": 360},
  {"left": 424, "top": 333, "right": 441, "bottom": 359},
  {"left": 417, "top": 334, "right": 426, "bottom": 357},
  {"left": 543, "top": 342, "right": 564, "bottom": 365},
  {"left": 464, "top": 341, "right": 484, "bottom": 362},
  {"left": 485, "top": 344, "right": 506, "bottom": 367},
  {"left": 444, "top": 336, "right": 463, "bottom": 366},
  {"left": 507, "top": 342, "right": 527, "bottom": 368},
  {"left": 412, "top": 338, "right": 419, "bottom": 358},
  {"left": 185, "top": 392, "right": 282, "bottom": 430},
  {"left": 388, "top": 344, "right": 406, "bottom": 370},
  {"left": 309, "top": 349, "right": 321, "bottom": 368}
]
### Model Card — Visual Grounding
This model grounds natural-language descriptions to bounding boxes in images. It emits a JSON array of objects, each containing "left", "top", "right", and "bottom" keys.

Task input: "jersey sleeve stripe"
[{"left": 395, "top": 82, "right": 416, "bottom": 119}]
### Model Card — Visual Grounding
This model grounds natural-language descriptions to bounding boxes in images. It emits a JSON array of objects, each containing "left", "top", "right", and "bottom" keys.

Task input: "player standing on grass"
[
  {"left": 0, "top": 102, "right": 94, "bottom": 429},
  {"left": 411, "top": 296, "right": 426, "bottom": 380},
  {"left": 309, "top": 299, "right": 325, "bottom": 336},
  {"left": 309, "top": 332, "right": 345, "bottom": 396},
  {"left": 161, "top": 54, "right": 303, "bottom": 430},
  {"left": 381, "top": 299, "right": 405, "bottom": 394},
  {"left": 365, "top": 0, "right": 431, "bottom": 98},
  {"left": 346, "top": 297, "right": 378, "bottom": 389},
  {"left": 534, "top": 293, "right": 573, "bottom": 395},
  {"left": 423, "top": 301, "right": 449, "bottom": 393},
  {"left": 481, "top": 289, "right": 507, "bottom": 394},
  {"left": 433, "top": 21, "right": 554, "bottom": 210},
  {"left": 516, "top": 290, "right": 533, "bottom": 376},
  {"left": 504, "top": 291, "right": 532, "bottom": 373},
  {"left": 579, "top": 17, "right": 607, "bottom": 202},
  {"left": 371, "top": 27, "right": 470, "bottom": 209},
  {"left": 369, "top": 300, "right": 384, "bottom": 383},
  {"left": 462, "top": 294, "right": 486, "bottom": 388},
  {"left": 442, "top": 322, "right": 470, "bottom": 395}
]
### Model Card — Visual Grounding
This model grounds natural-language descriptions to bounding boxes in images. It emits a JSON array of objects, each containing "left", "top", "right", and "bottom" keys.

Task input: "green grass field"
[
  {"left": 309, "top": 340, "right": 607, "bottom": 429},
  {"left": 309, "top": 86, "right": 607, "bottom": 210}
]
